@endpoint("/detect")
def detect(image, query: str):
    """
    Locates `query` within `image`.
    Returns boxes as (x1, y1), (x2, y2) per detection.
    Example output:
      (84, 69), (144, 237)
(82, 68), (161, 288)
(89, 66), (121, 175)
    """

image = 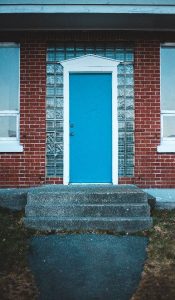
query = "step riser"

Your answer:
(24, 218), (152, 233)
(27, 193), (147, 205)
(26, 205), (150, 218)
